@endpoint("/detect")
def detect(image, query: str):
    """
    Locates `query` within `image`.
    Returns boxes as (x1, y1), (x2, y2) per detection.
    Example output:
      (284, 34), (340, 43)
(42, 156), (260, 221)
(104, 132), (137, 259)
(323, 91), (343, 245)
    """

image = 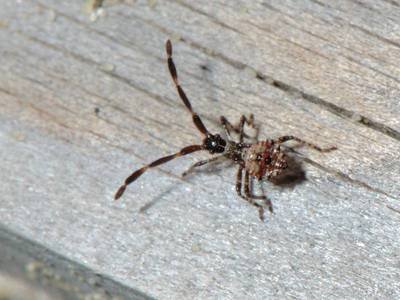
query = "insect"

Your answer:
(114, 40), (337, 221)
